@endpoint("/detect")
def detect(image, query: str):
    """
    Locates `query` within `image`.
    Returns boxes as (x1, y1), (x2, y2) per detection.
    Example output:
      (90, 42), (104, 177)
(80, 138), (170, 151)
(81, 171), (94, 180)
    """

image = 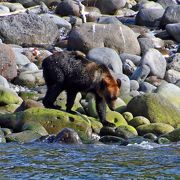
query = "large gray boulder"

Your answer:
(68, 22), (140, 55)
(135, 8), (165, 27)
(161, 6), (180, 28)
(87, 47), (122, 74)
(0, 13), (59, 46)
(166, 23), (180, 43)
